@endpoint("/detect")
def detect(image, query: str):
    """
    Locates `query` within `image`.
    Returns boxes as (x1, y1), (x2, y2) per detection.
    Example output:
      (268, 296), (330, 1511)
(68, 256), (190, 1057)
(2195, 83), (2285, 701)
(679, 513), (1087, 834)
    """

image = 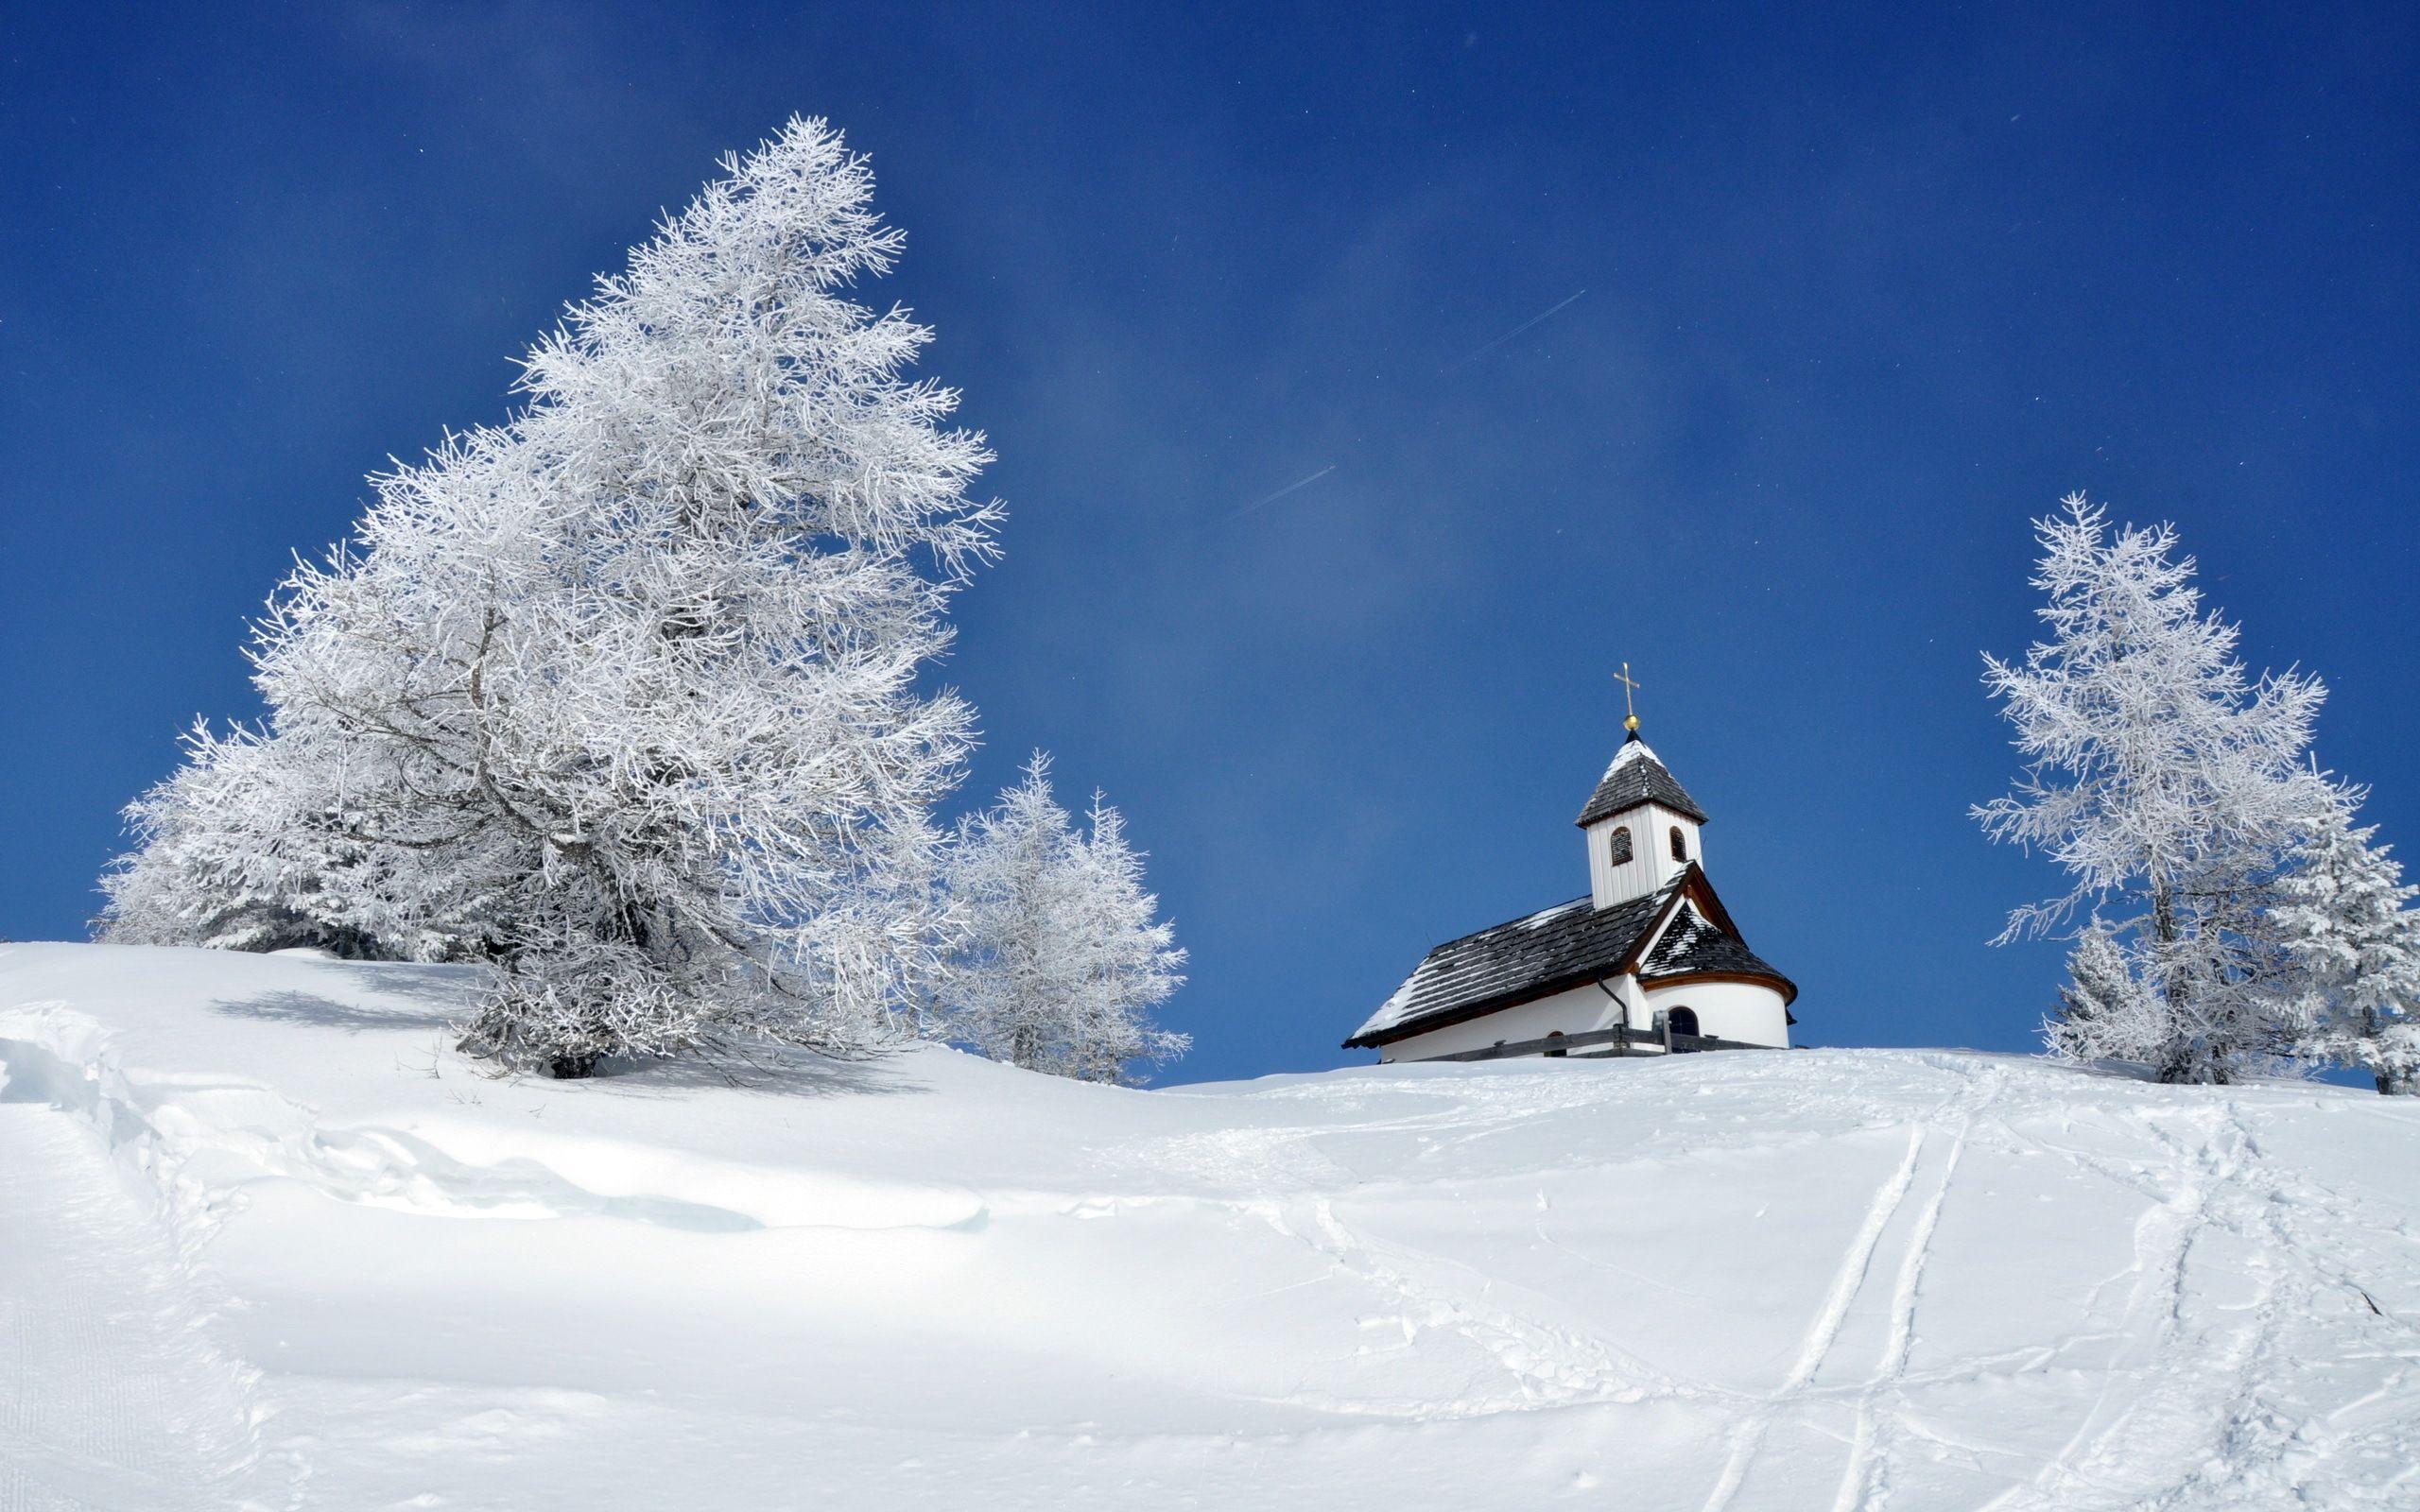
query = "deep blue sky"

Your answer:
(5, 4), (2415, 1082)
